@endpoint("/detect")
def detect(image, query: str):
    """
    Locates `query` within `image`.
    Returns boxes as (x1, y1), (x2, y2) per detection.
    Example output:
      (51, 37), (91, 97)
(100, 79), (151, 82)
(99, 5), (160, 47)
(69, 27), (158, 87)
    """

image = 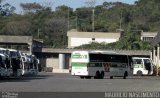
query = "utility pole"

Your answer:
(76, 11), (78, 31)
(68, 7), (70, 30)
(120, 11), (122, 30)
(38, 28), (40, 39)
(85, 0), (96, 32)
(157, 44), (160, 76)
(92, 8), (95, 32)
